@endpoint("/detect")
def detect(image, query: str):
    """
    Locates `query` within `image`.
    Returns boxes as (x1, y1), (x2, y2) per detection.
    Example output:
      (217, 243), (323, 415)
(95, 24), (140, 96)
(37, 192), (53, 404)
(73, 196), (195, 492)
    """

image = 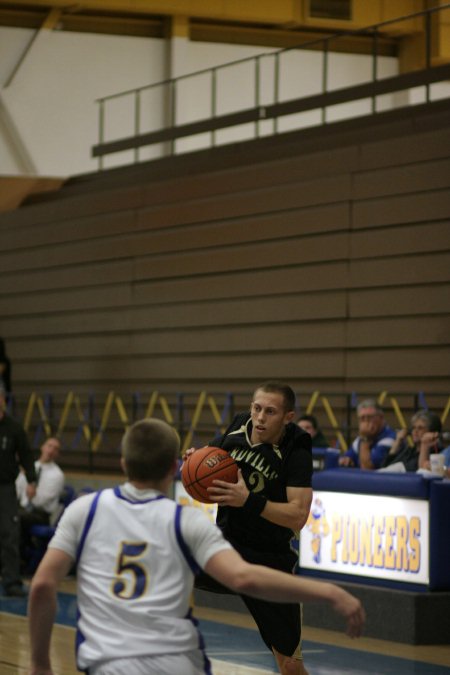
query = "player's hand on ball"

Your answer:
(207, 469), (249, 507)
(182, 446), (197, 461)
